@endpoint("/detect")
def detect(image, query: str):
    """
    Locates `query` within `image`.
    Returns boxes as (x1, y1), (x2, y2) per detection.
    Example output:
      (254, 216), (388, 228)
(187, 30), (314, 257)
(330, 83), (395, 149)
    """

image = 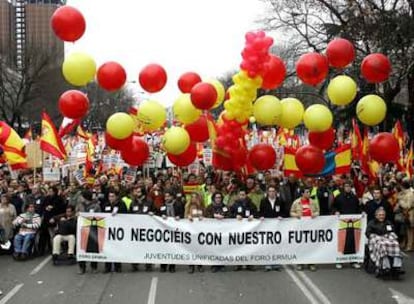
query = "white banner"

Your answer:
(76, 214), (366, 265)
